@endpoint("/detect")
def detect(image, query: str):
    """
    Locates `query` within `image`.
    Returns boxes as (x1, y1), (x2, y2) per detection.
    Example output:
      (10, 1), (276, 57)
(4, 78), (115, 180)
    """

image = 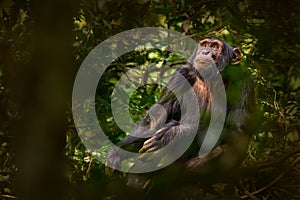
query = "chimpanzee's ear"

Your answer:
(231, 47), (243, 65)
